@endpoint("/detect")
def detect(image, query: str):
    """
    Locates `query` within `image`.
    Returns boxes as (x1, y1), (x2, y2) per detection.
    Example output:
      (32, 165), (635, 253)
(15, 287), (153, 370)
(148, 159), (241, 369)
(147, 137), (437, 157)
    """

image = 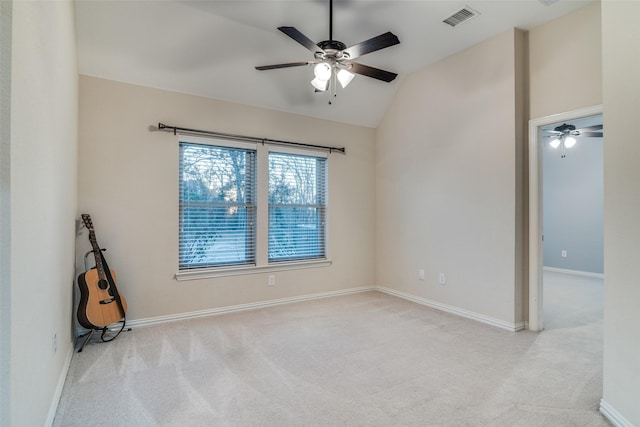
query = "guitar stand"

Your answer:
(77, 328), (97, 353)
(76, 321), (131, 353)
(76, 248), (131, 353)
